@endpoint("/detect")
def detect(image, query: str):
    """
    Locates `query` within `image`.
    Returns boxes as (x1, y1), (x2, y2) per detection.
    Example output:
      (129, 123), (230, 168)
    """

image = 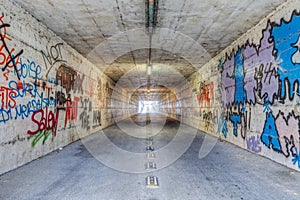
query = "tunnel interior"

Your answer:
(1, 0), (300, 199)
